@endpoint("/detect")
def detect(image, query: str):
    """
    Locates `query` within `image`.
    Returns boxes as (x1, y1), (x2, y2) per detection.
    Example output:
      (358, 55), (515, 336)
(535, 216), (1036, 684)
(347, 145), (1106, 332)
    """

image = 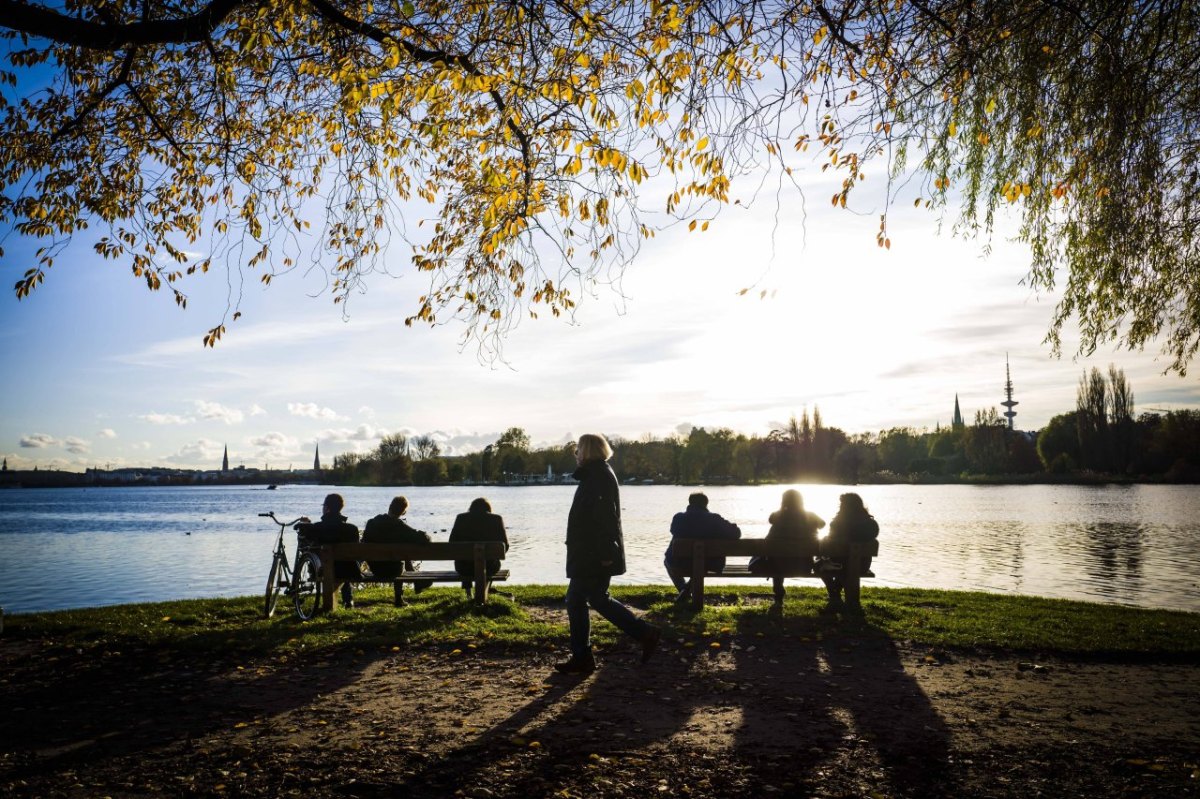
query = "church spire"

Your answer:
(1001, 354), (1019, 430)
(952, 394), (964, 429)
(313, 443), (321, 472)
(222, 445), (229, 472)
